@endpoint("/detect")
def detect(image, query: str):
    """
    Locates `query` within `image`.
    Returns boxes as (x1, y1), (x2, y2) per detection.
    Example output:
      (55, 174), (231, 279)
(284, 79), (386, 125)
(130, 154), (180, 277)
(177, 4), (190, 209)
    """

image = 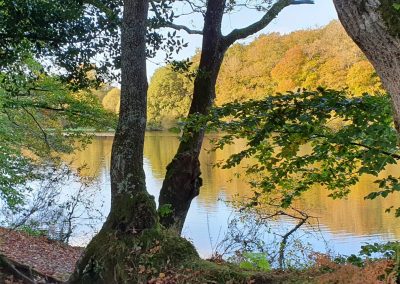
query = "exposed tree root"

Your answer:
(0, 254), (61, 284)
